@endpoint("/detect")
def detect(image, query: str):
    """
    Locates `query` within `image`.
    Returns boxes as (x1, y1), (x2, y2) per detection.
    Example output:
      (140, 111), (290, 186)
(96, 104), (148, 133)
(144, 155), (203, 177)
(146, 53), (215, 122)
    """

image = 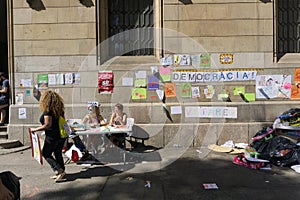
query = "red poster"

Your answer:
(98, 71), (114, 94)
